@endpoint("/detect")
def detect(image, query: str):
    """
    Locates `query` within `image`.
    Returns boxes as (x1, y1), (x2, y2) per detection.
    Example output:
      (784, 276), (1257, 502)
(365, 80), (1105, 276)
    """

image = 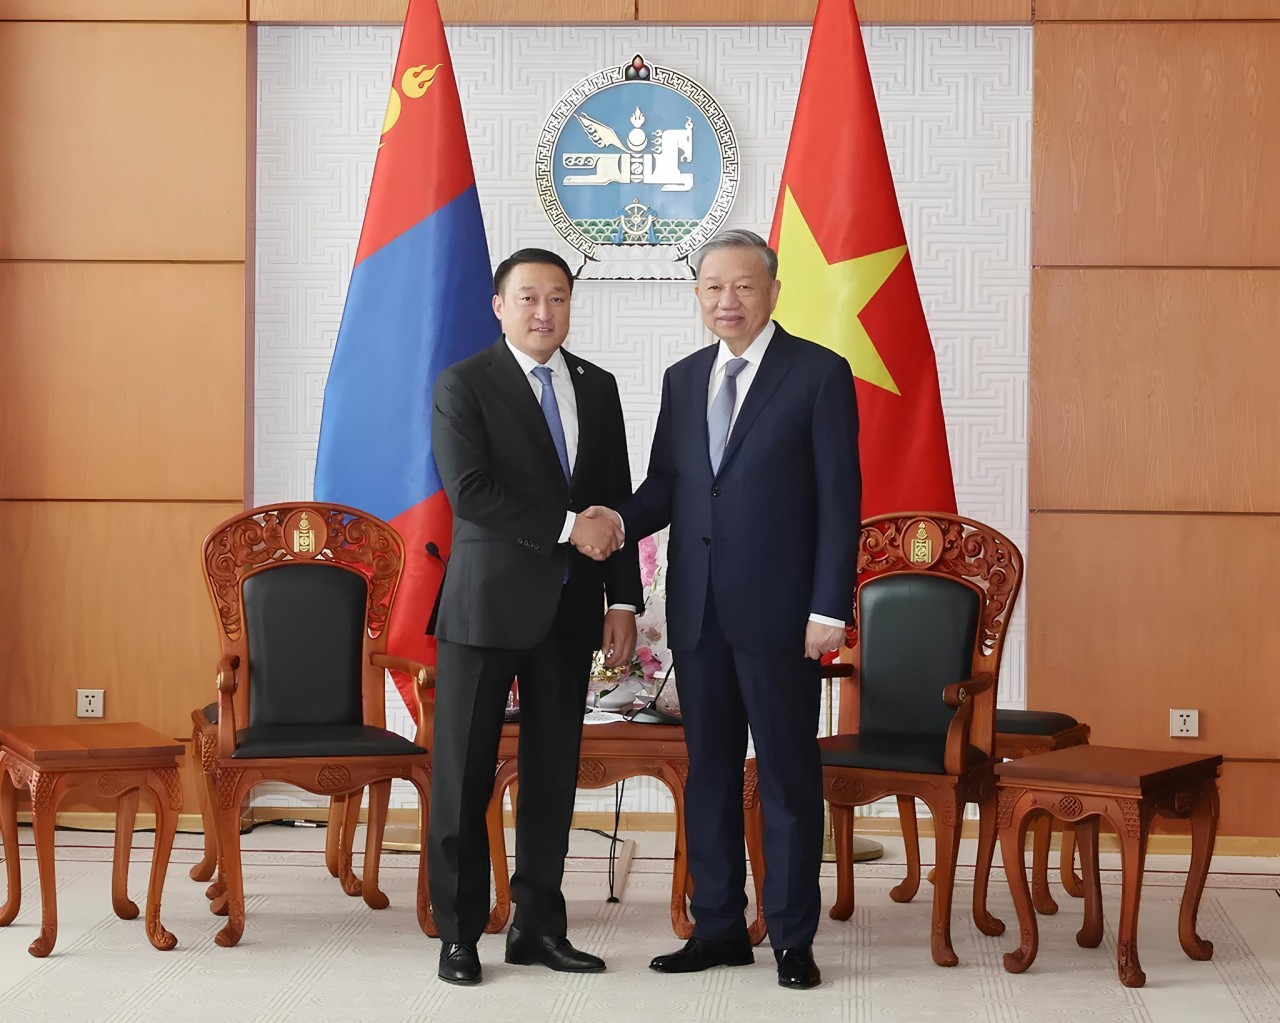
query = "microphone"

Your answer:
(424, 541), (446, 566)
(628, 672), (682, 725)
(424, 541), (447, 636)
